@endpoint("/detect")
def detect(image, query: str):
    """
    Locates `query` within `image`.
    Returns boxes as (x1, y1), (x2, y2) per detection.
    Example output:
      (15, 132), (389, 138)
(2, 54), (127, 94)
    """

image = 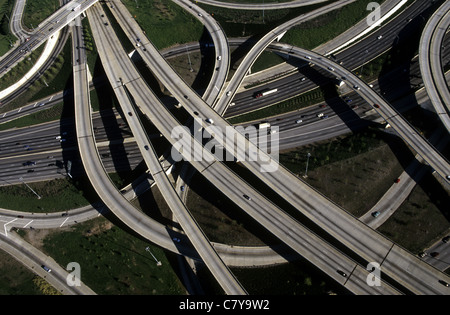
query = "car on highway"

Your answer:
(23, 161), (36, 166)
(418, 252), (427, 258)
(377, 35), (383, 40)
(198, 13), (203, 17)
(319, 104), (326, 108)
(144, 145), (149, 150)
(41, 265), (51, 273)
(243, 194), (251, 201)
(394, 178), (401, 183)
(205, 118), (214, 124)
(327, 66), (335, 71)
(27, 169), (35, 173)
(295, 120), (302, 124)
(180, 185), (185, 192)
(430, 252), (439, 258)
(305, 55), (311, 60)
(353, 85), (360, 90)
(128, 112), (132, 116)
(217, 56), (222, 61)
(438, 280), (449, 287)
(337, 270), (347, 277)
(173, 237), (181, 243)
(374, 104), (380, 108)
(371, 211), (381, 218)
(442, 236), (450, 243)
